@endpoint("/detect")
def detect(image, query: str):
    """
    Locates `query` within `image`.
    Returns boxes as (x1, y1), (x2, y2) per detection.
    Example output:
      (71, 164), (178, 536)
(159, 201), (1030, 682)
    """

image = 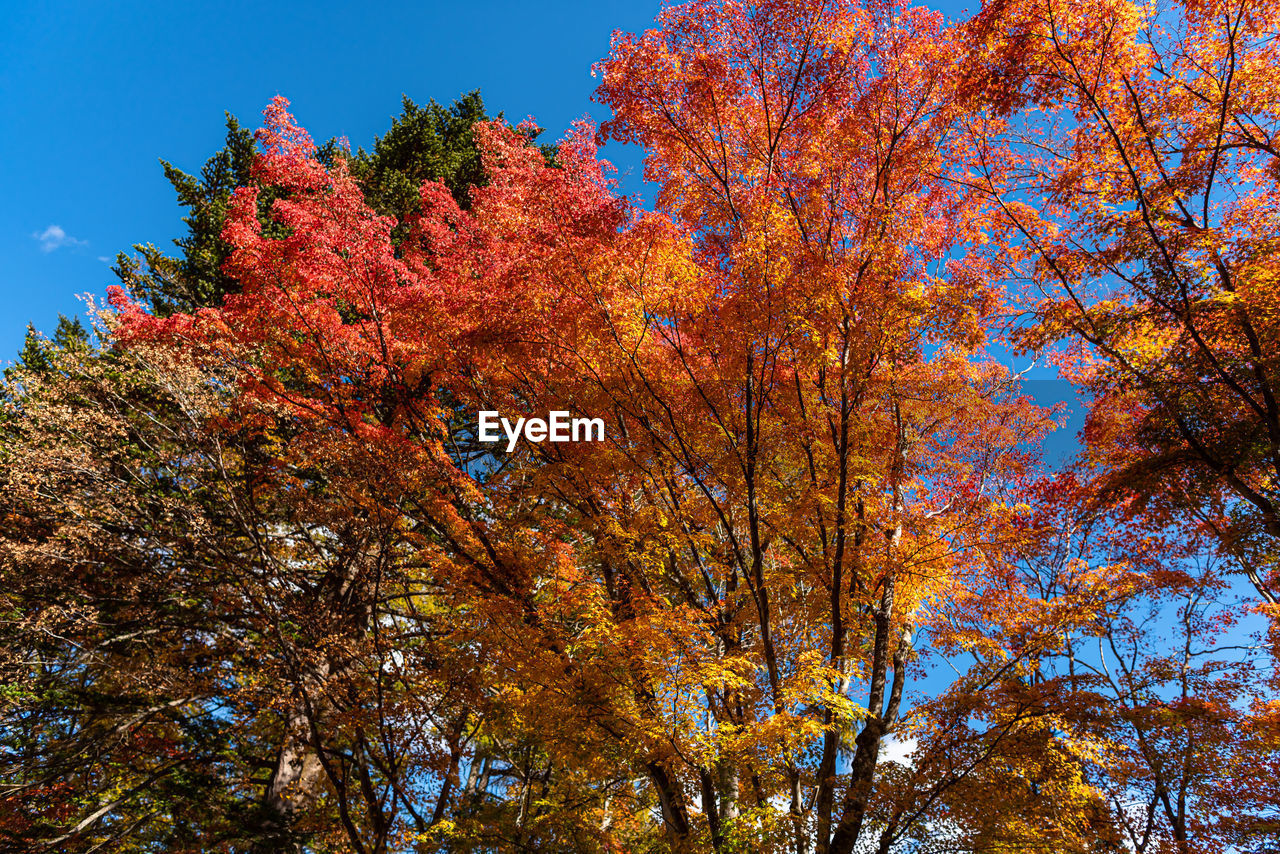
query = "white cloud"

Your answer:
(33, 224), (87, 253)
(879, 734), (918, 766)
